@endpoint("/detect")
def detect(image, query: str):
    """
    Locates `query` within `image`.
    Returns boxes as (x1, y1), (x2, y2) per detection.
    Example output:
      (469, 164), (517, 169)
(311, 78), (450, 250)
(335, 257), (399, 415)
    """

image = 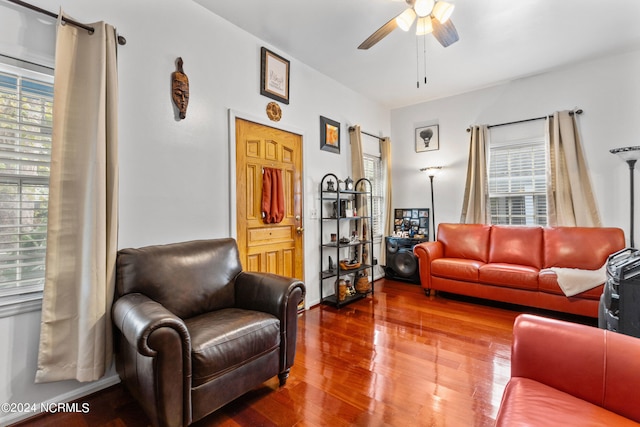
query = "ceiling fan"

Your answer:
(358, 0), (459, 50)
